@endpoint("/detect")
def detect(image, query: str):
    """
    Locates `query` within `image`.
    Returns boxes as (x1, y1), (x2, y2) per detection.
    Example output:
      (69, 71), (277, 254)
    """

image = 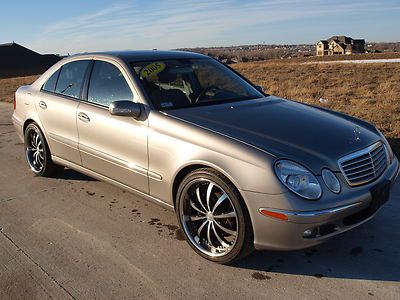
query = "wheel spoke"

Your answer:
(212, 222), (230, 248)
(190, 215), (206, 221)
(35, 133), (40, 148)
(190, 200), (206, 215)
(195, 187), (208, 213)
(35, 153), (43, 167)
(214, 220), (236, 236)
(31, 134), (37, 148)
(207, 222), (216, 249)
(212, 193), (227, 213)
(197, 220), (208, 237)
(214, 212), (236, 219)
(33, 152), (40, 163)
(206, 183), (214, 211)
